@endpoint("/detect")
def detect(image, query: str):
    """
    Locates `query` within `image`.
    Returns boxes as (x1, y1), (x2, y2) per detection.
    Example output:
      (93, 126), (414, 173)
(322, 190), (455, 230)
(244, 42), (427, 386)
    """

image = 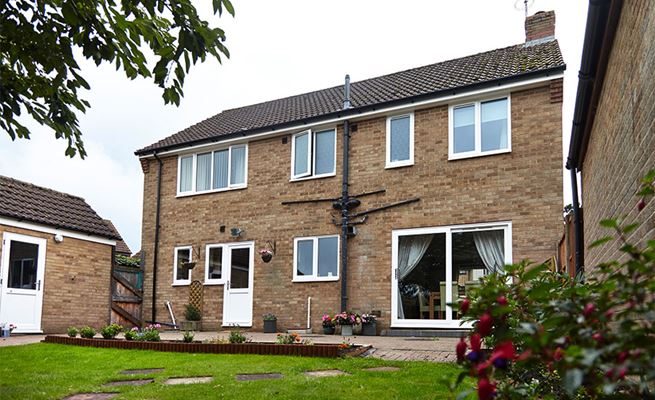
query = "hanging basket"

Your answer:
(261, 253), (273, 263)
